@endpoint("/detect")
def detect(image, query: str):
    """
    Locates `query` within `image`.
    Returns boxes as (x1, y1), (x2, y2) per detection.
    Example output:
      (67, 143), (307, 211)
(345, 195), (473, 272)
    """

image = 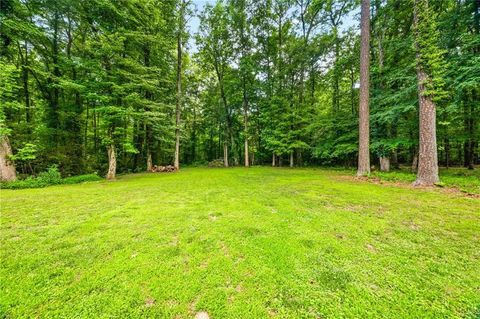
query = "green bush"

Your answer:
(1, 167), (101, 190)
(36, 165), (62, 185)
(63, 174), (102, 184)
